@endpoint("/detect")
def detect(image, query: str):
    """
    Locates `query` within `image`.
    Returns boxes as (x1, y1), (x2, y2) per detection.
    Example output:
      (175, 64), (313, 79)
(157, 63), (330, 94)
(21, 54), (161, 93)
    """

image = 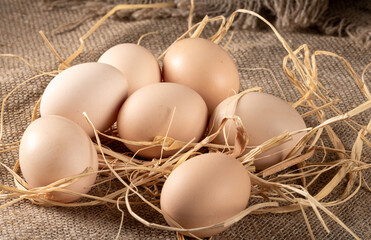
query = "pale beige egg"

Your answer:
(98, 43), (161, 96)
(209, 92), (307, 170)
(19, 115), (98, 203)
(117, 82), (208, 159)
(40, 62), (128, 138)
(162, 38), (240, 114)
(160, 152), (251, 238)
